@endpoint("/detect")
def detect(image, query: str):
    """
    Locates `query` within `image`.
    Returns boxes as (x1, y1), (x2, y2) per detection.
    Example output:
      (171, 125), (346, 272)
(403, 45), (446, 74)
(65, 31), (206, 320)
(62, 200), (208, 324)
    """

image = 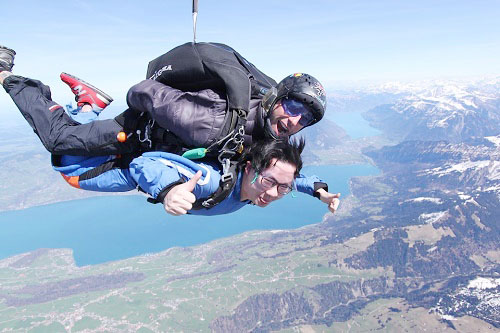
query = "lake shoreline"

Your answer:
(0, 164), (380, 267)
